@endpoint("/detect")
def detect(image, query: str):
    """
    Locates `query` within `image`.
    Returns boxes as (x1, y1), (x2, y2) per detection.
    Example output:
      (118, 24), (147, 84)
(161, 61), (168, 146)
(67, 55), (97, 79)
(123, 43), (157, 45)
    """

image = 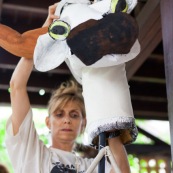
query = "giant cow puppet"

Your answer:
(0, 0), (140, 146)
